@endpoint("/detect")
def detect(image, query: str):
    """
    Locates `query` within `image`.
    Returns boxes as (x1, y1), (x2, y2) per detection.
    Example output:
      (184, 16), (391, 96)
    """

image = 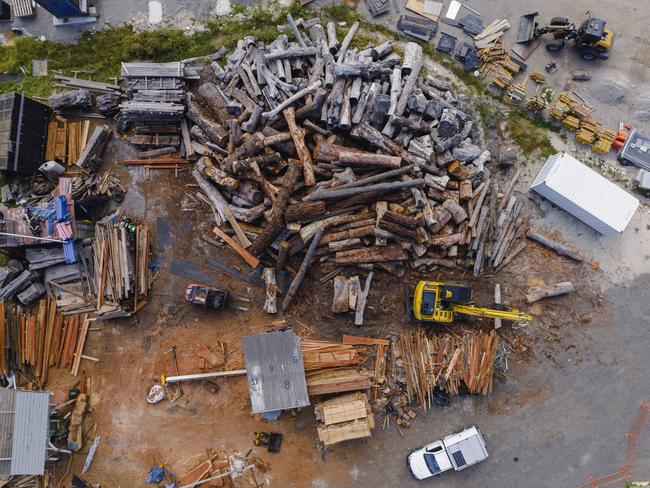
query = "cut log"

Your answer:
(332, 62), (392, 79)
(285, 200), (327, 223)
(371, 41), (394, 60)
(378, 218), (419, 241)
(334, 245), (408, 265)
(332, 276), (350, 313)
(382, 210), (420, 229)
(327, 22), (340, 54)
(442, 200), (468, 224)
(526, 282), (574, 304)
(282, 229), (324, 311)
(329, 238), (362, 252)
(354, 272), (373, 326)
(336, 22), (360, 63)
(315, 140), (401, 169)
(262, 268), (278, 314)
(348, 276), (360, 309)
(187, 101), (229, 147)
(308, 178), (423, 200)
(264, 47), (318, 61)
(284, 106), (316, 186)
(429, 232), (464, 248)
(526, 232), (583, 262)
(269, 159), (304, 227)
